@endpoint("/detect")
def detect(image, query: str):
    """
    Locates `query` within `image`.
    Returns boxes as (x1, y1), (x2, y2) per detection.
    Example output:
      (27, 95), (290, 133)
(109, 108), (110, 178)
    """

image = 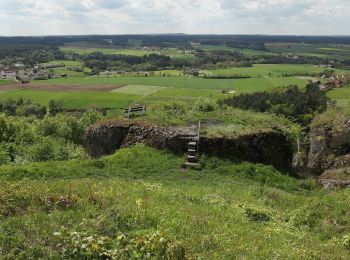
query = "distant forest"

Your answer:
(1, 34), (350, 48)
